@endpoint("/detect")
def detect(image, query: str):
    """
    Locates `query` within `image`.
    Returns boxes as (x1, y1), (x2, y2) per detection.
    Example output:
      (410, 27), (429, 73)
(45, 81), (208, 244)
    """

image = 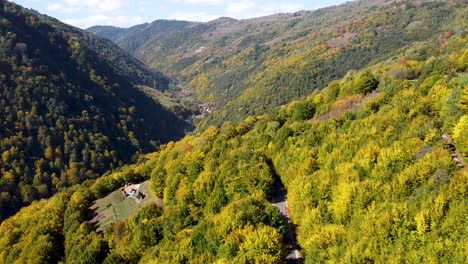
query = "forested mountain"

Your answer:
(84, 26), (126, 42)
(89, 0), (467, 128)
(0, 0), (191, 220)
(1, 30), (466, 263)
(0, 0), (467, 263)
